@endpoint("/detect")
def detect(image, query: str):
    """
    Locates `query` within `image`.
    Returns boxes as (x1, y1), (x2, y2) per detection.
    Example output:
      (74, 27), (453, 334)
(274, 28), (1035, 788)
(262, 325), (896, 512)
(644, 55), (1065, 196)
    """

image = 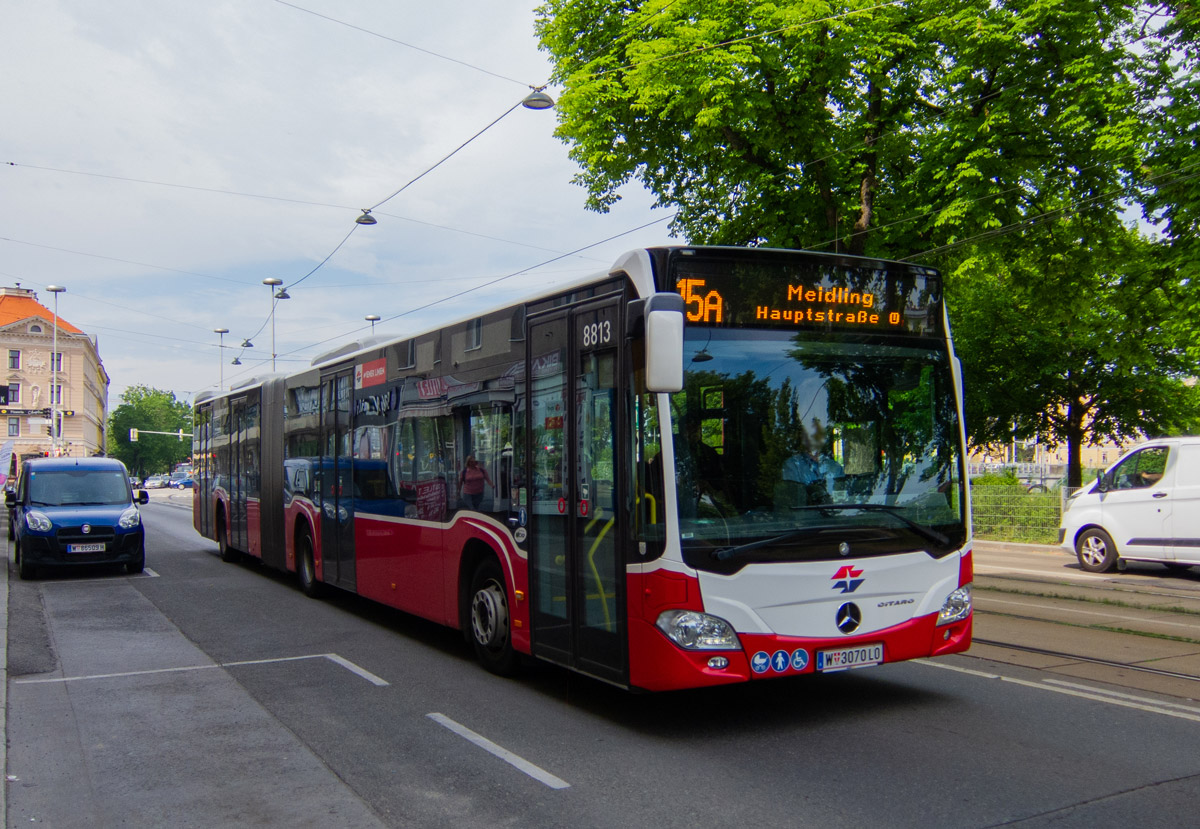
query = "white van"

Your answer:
(1060, 436), (1200, 572)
